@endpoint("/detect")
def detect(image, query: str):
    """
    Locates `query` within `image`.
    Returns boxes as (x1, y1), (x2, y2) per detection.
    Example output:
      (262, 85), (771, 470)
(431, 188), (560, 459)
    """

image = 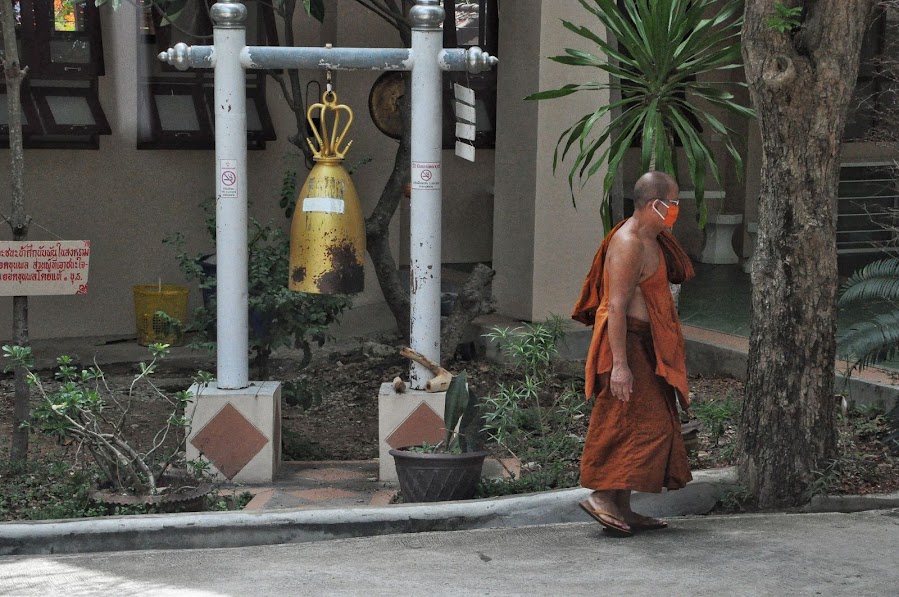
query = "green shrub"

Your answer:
(691, 392), (741, 446)
(166, 199), (352, 379)
(480, 316), (588, 492)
